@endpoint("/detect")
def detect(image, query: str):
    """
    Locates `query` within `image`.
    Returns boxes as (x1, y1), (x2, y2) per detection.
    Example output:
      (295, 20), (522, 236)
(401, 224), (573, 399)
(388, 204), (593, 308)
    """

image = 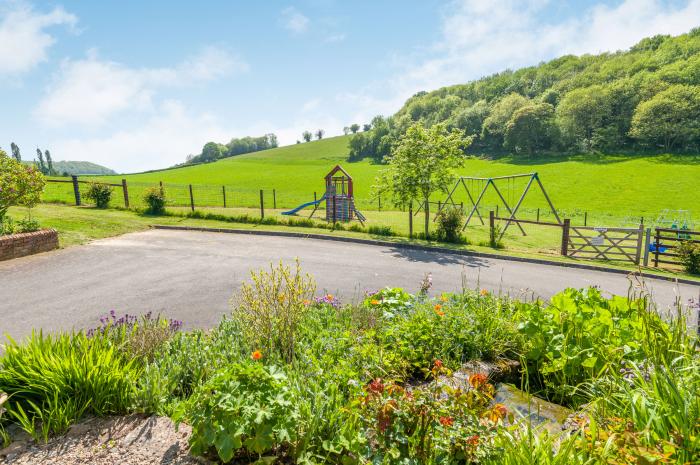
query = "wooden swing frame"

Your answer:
(439, 173), (562, 240)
